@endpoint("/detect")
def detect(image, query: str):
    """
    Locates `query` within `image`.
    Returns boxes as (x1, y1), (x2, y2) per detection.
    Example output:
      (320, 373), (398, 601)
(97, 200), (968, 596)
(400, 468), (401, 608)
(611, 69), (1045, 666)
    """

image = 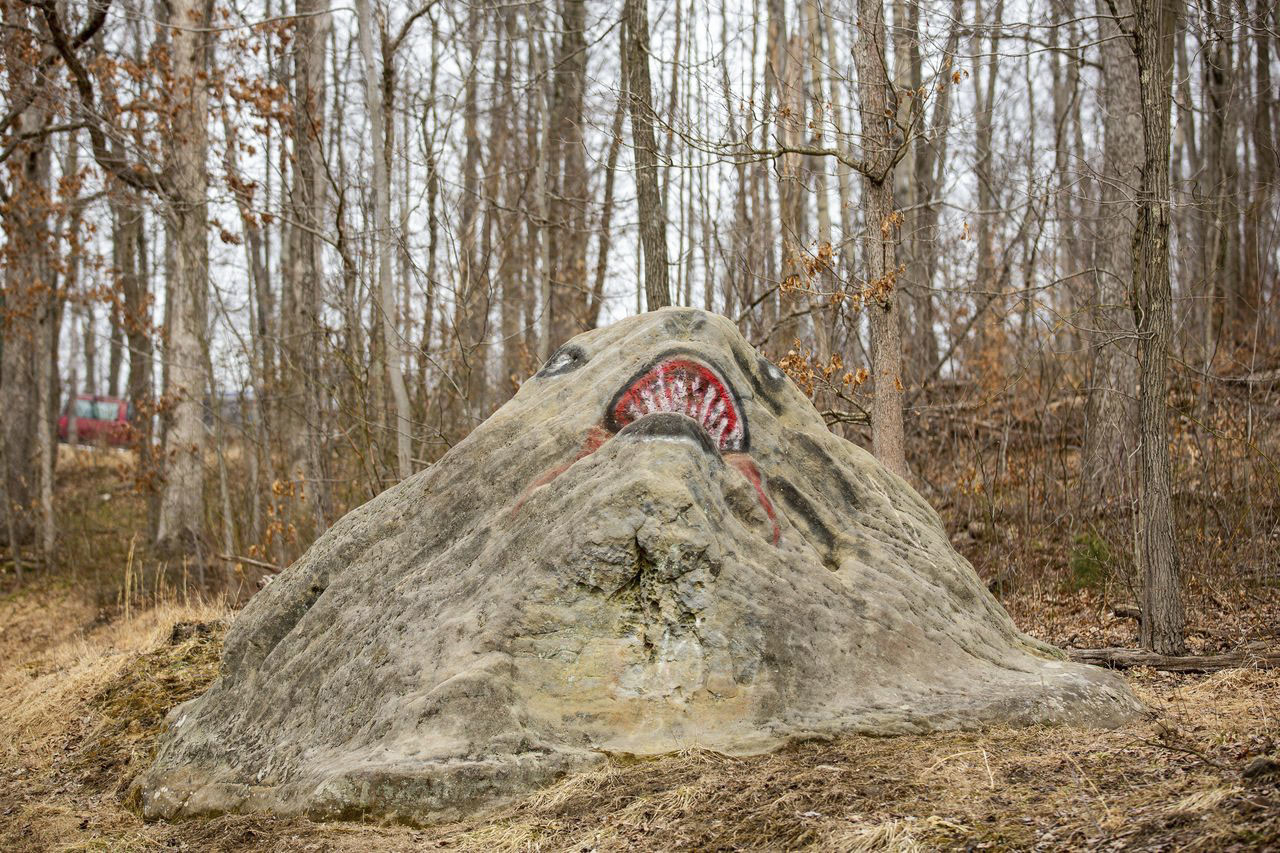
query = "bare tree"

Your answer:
(284, 0), (333, 526)
(548, 0), (590, 344)
(153, 0), (214, 552)
(622, 0), (670, 311)
(1124, 0), (1185, 654)
(356, 0), (411, 480)
(853, 0), (908, 479)
(1082, 0), (1140, 502)
(1, 0), (57, 549)
(969, 0), (1005, 371)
